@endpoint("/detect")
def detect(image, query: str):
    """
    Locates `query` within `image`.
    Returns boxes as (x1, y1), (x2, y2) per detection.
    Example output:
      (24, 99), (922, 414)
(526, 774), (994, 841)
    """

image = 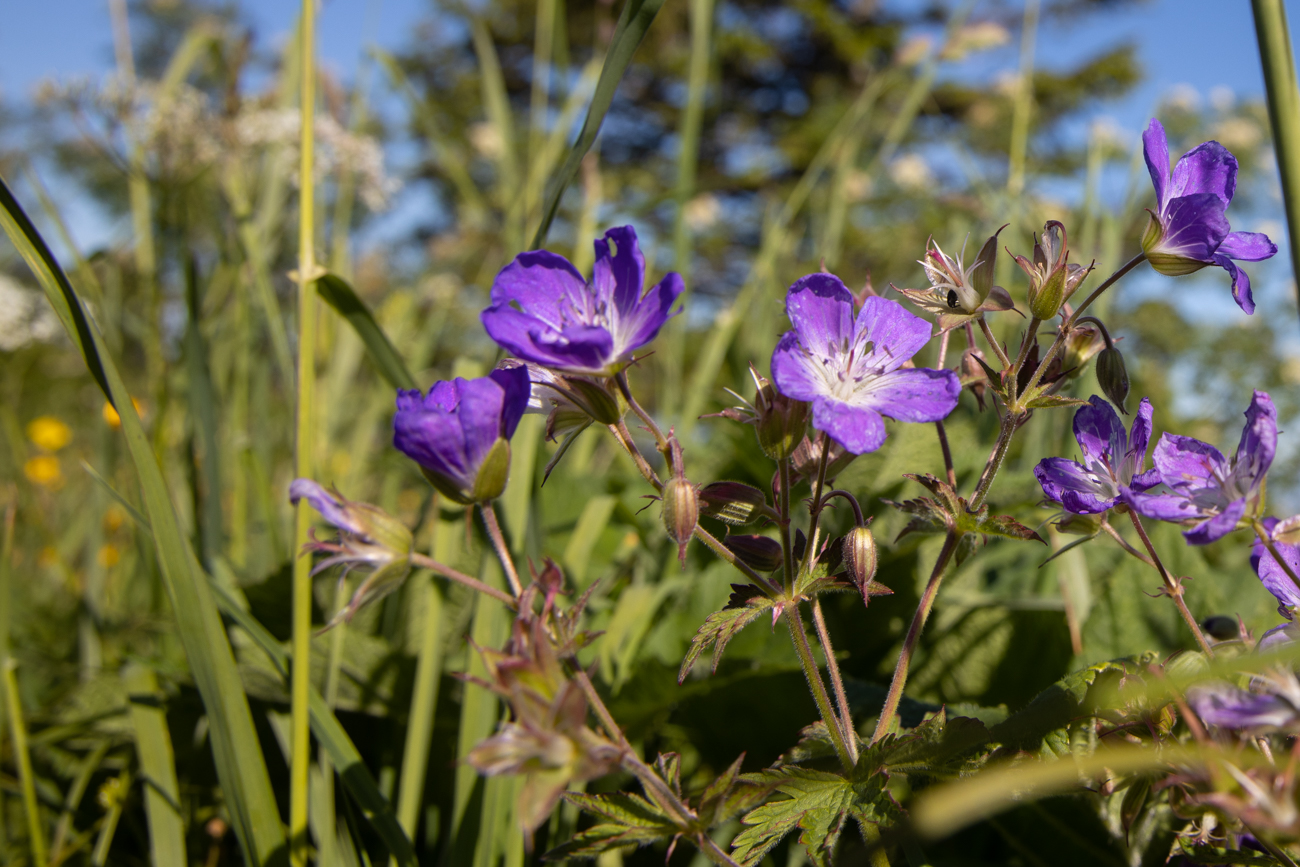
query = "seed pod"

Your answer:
(699, 481), (769, 525)
(1096, 346), (1130, 415)
(662, 476), (700, 567)
(722, 534), (783, 572)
